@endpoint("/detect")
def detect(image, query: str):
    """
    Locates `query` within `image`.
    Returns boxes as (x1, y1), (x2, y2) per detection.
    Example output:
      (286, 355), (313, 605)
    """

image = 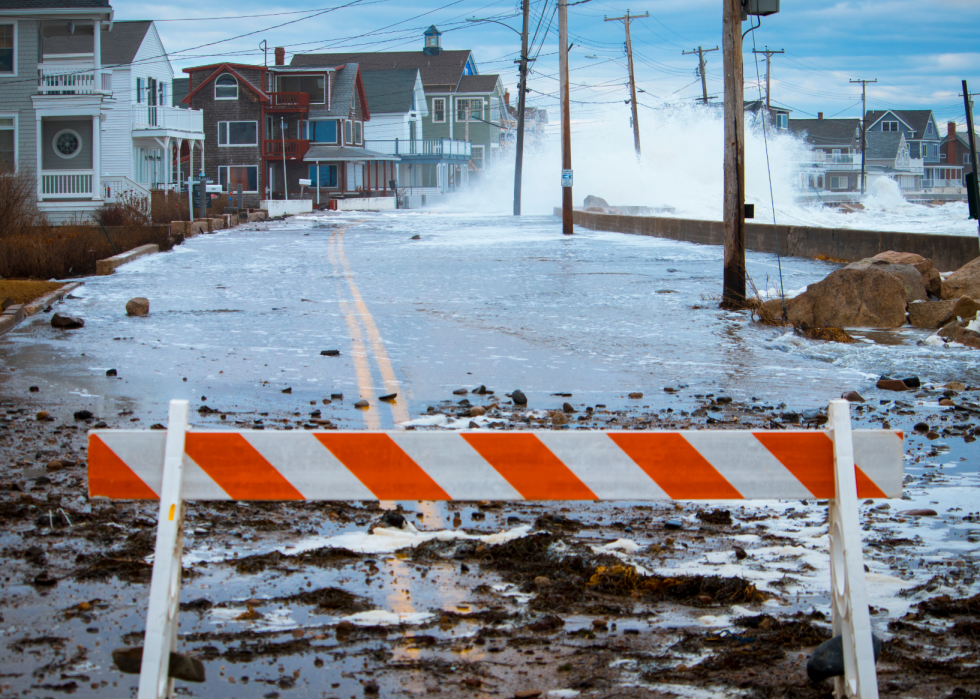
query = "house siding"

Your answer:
(0, 19), (40, 173)
(102, 66), (131, 177)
